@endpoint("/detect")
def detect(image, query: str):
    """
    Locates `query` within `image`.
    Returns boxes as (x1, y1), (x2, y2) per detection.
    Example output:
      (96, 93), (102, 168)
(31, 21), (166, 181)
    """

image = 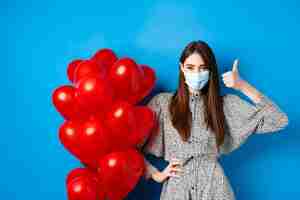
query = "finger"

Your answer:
(222, 76), (232, 83)
(168, 171), (181, 178)
(171, 167), (183, 172)
(232, 59), (239, 72)
(170, 158), (182, 164)
(222, 71), (232, 77)
(222, 78), (232, 84)
(170, 161), (183, 166)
